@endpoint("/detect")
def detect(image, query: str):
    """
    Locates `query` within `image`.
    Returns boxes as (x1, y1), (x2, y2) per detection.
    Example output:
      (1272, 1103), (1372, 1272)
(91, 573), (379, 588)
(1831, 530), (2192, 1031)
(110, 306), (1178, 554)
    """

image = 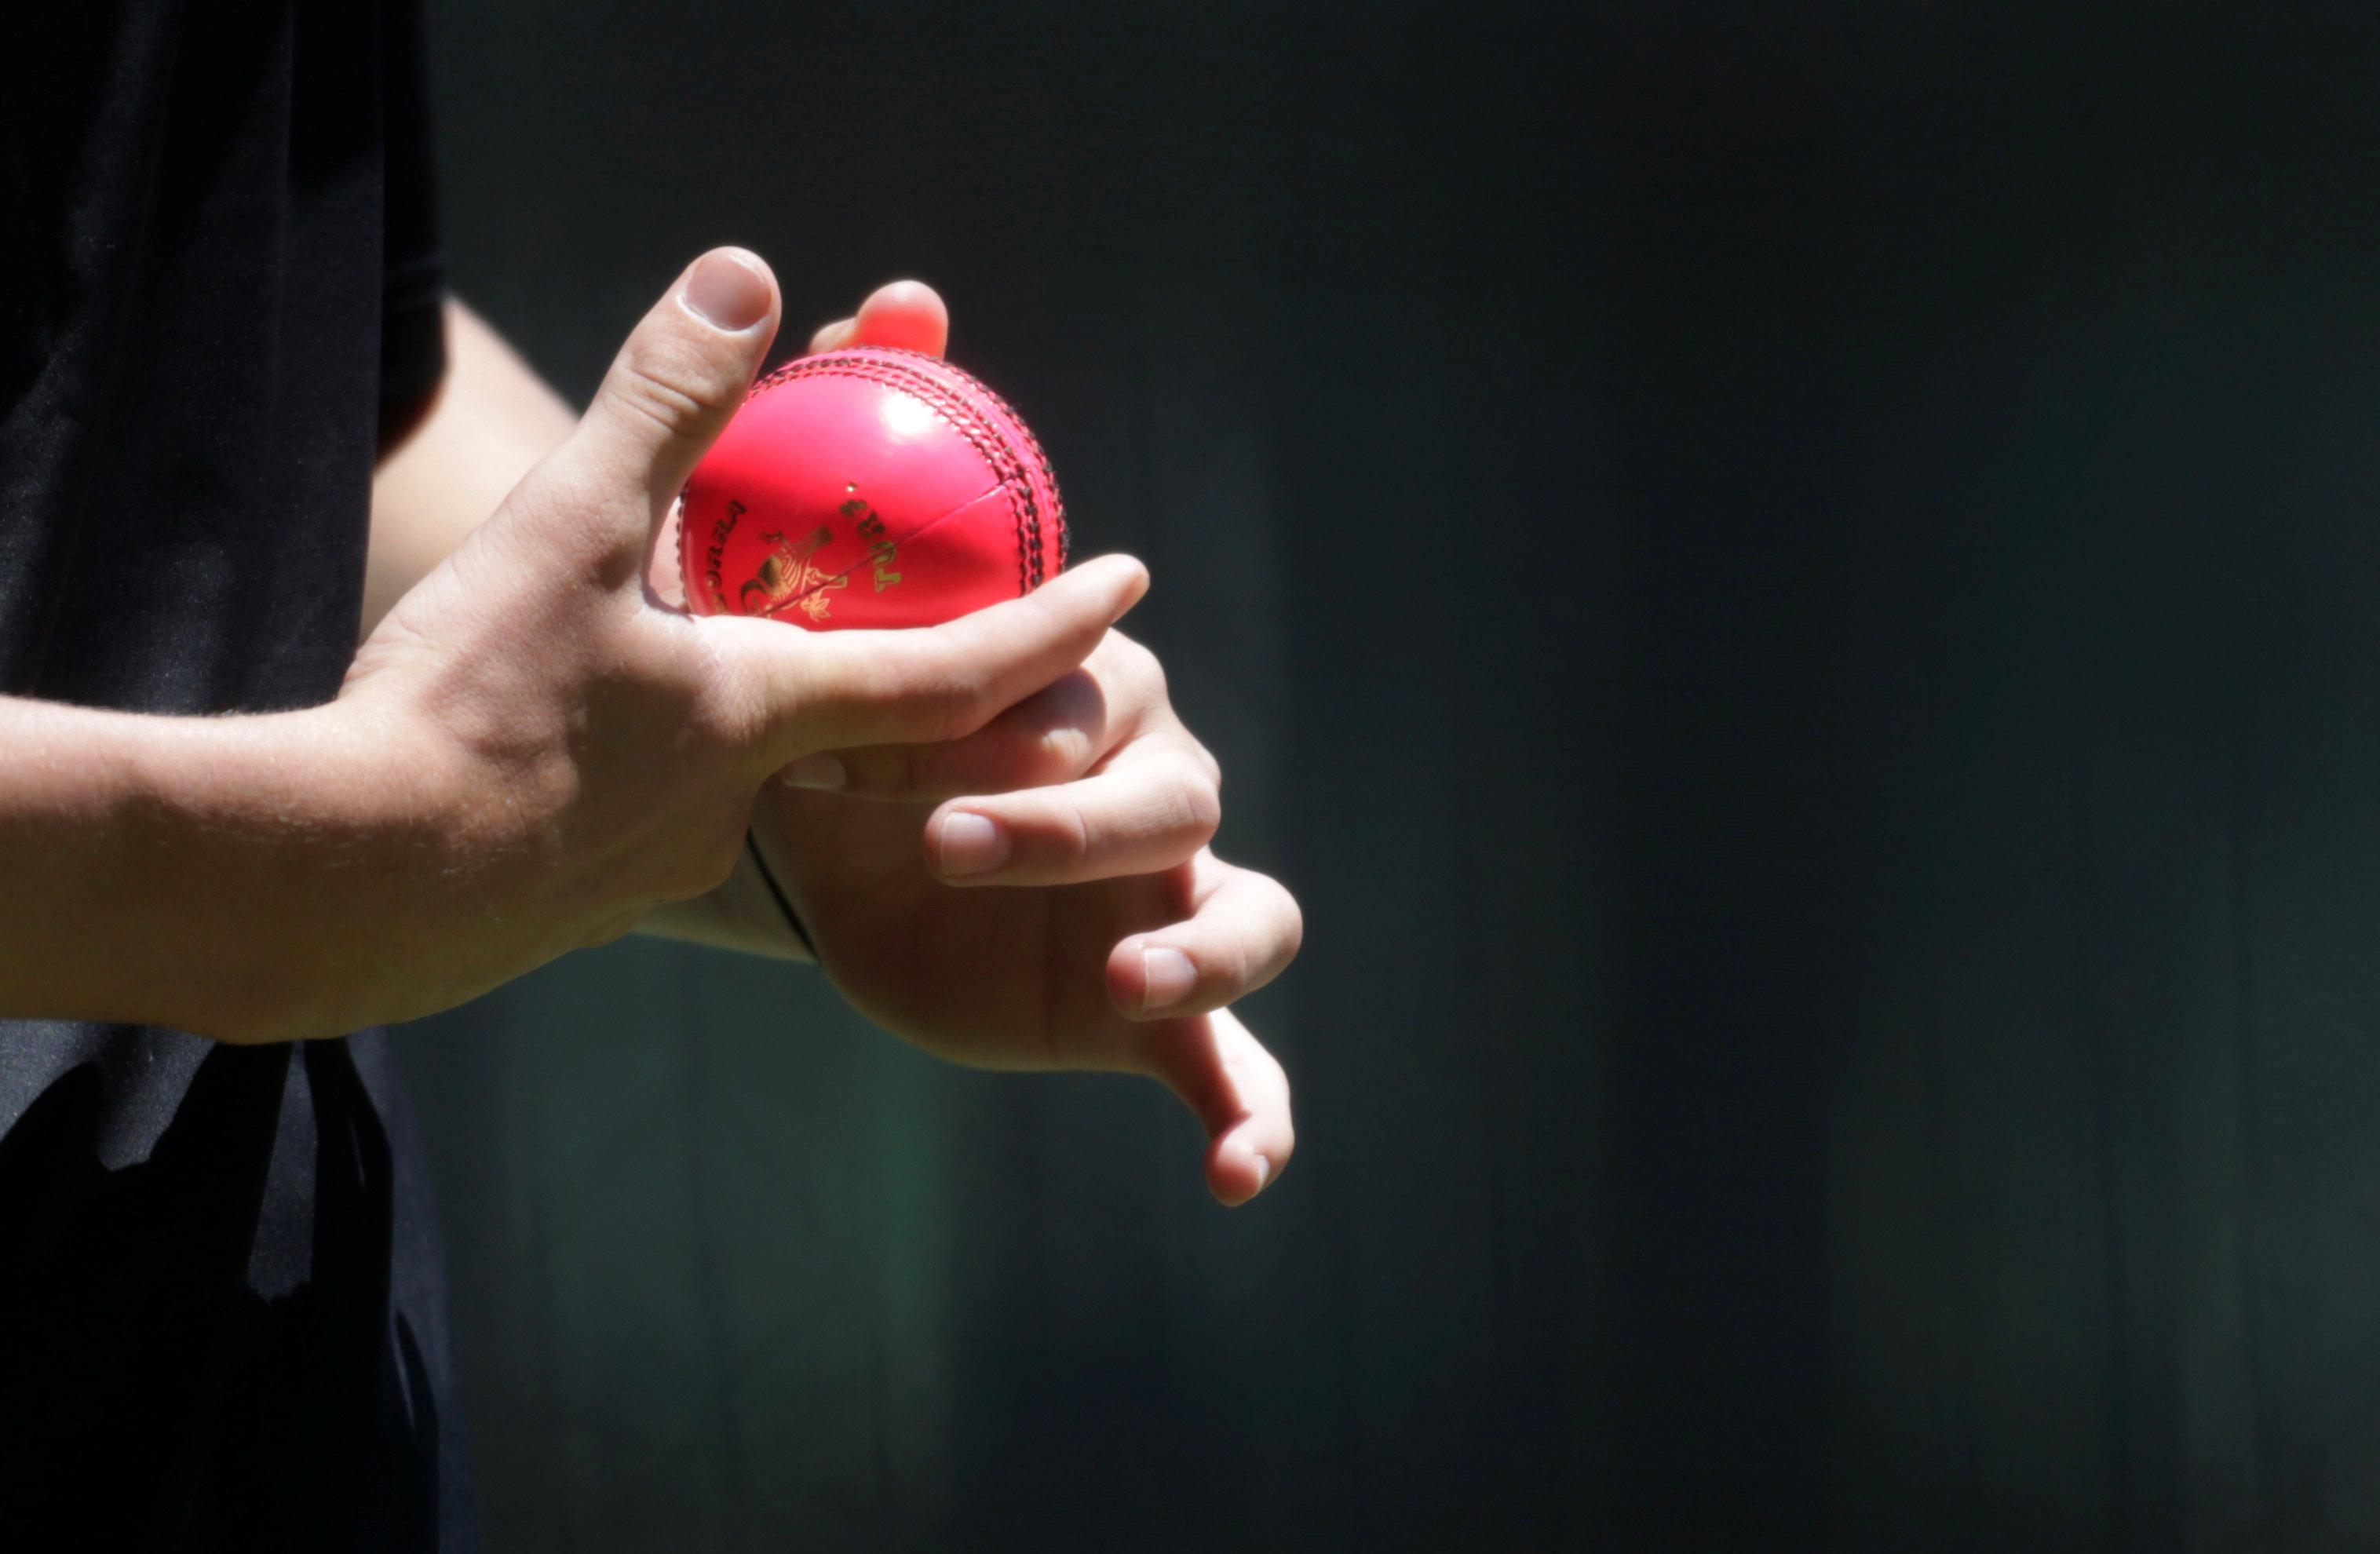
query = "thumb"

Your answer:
(560, 248), (781, 553)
